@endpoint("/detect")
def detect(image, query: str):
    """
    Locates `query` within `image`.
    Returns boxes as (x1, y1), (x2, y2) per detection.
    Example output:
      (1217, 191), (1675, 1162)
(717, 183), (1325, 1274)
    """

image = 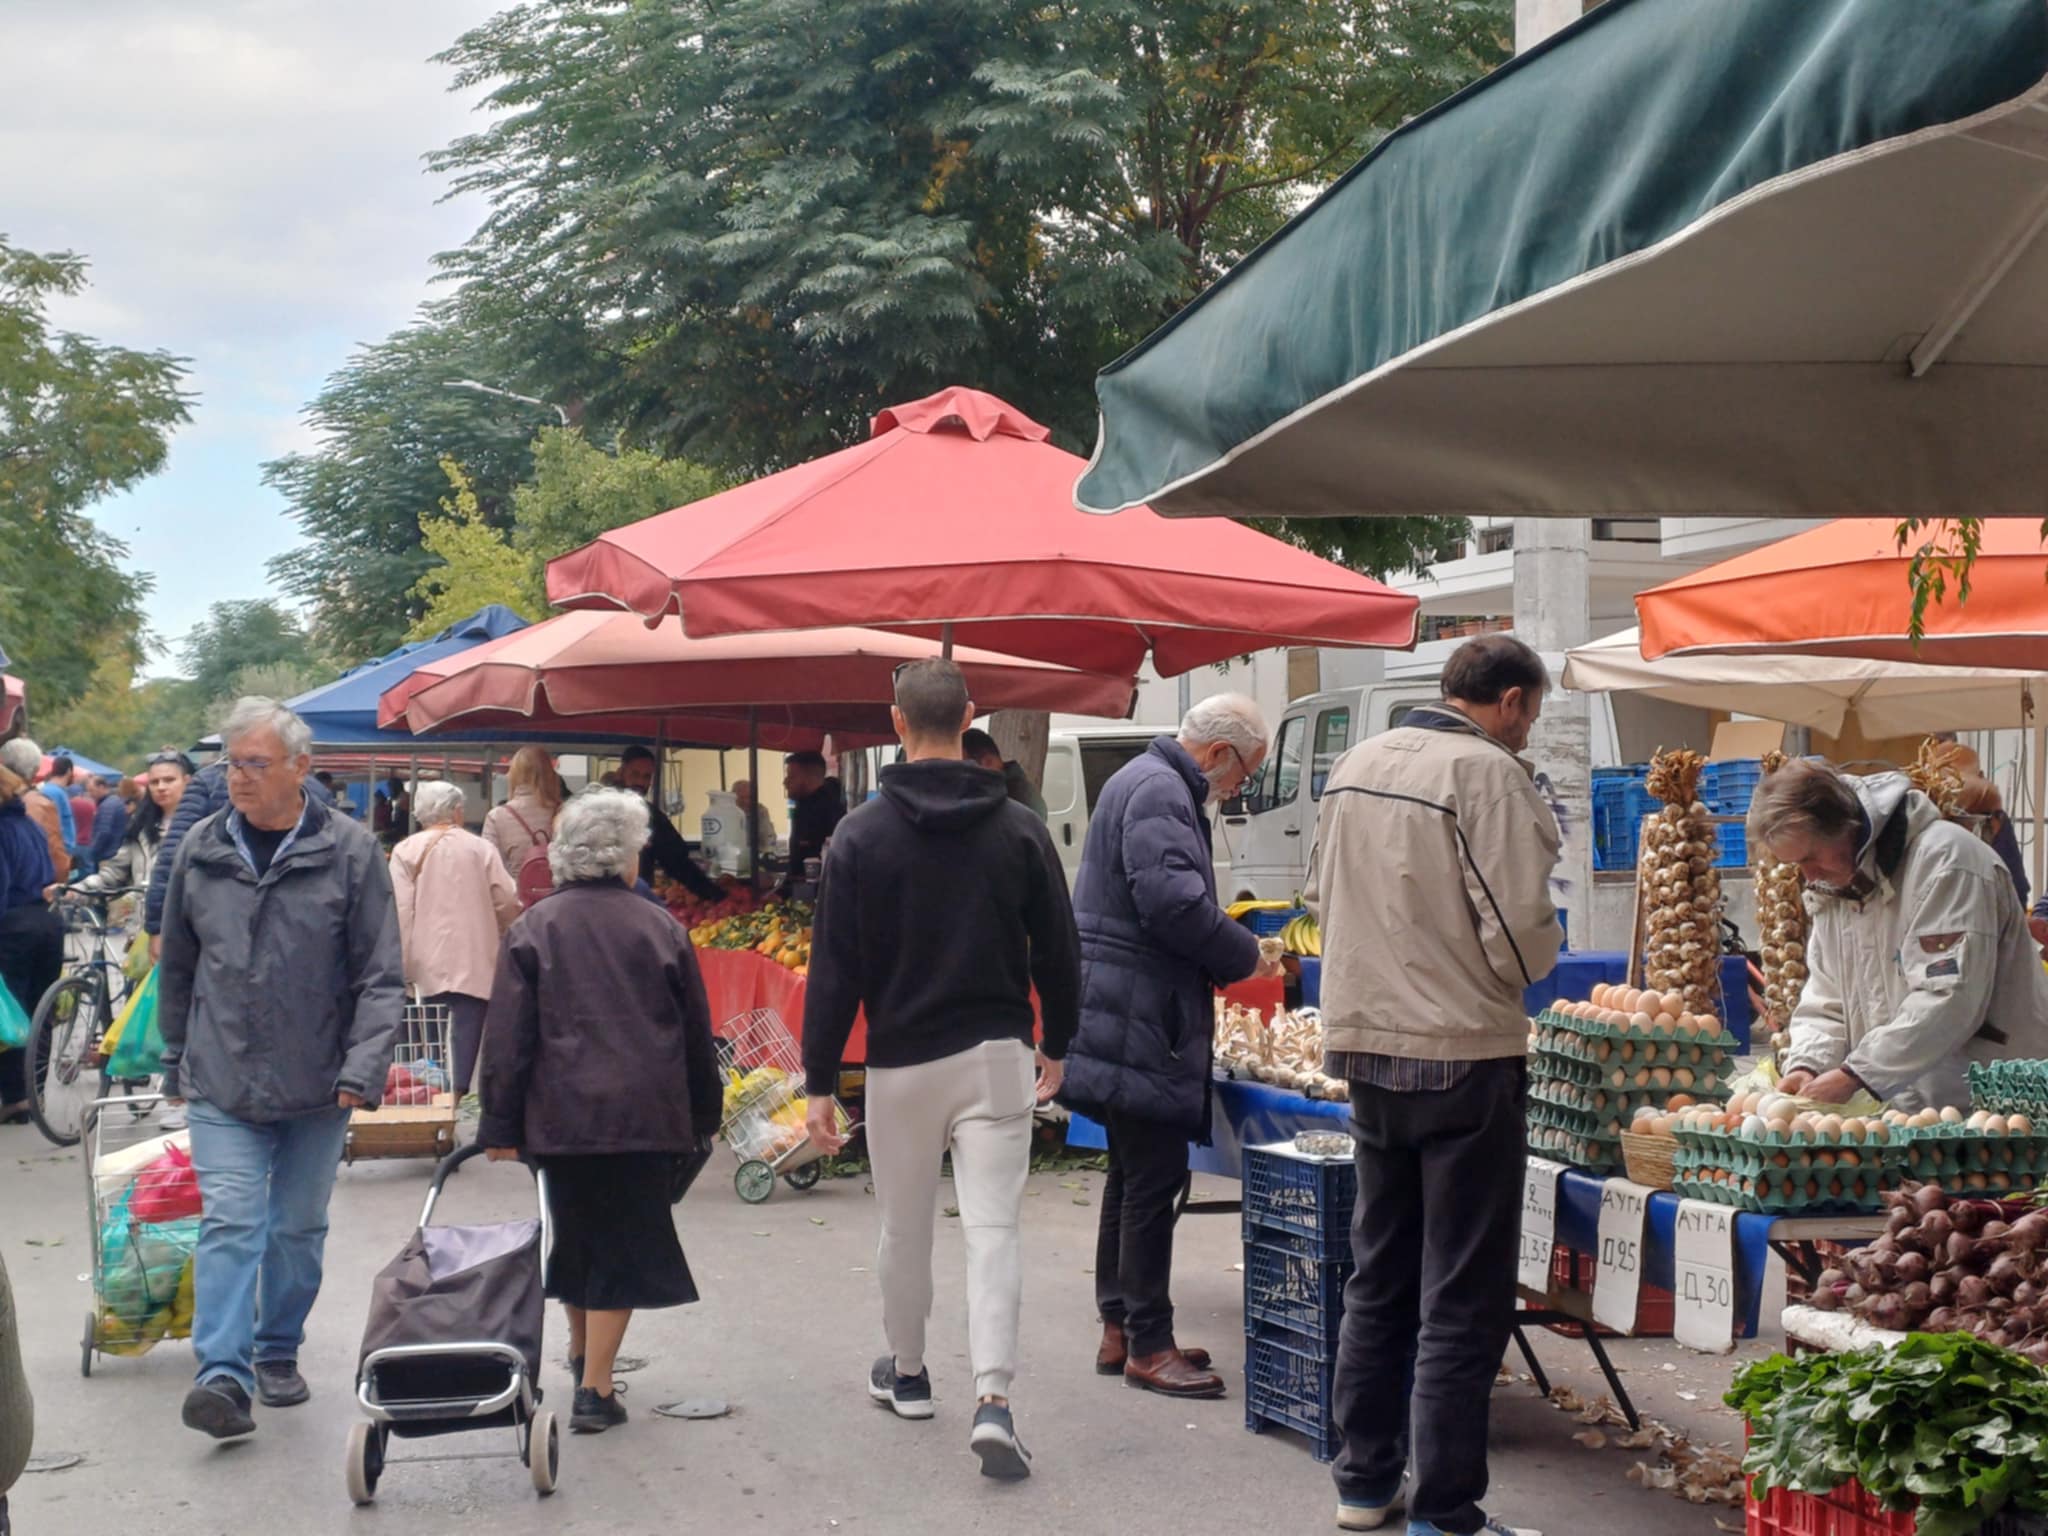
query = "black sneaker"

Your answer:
(181, 1376), (256, 1439)
(254, 1359), (309, 1407)
(570, 1384), (629, 1433)
(868, 1356), (935, 1420)
(969, 1401), (1032, 1480)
